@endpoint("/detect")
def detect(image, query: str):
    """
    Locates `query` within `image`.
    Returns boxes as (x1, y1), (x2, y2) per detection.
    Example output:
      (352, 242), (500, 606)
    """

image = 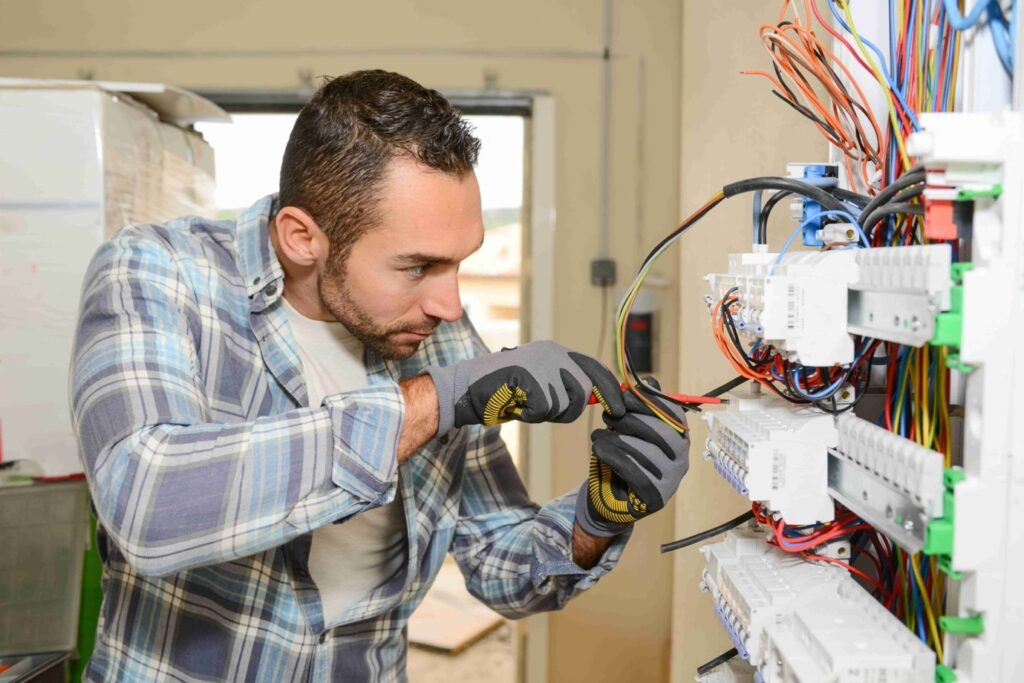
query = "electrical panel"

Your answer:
(639, 2), (1024, 681)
